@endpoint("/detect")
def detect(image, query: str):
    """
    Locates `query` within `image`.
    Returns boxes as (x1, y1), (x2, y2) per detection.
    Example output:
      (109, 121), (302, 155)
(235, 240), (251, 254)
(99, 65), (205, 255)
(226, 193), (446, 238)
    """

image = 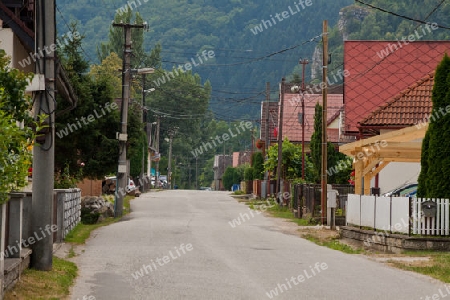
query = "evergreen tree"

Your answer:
(222, 167), (236, 191)
(310, 103), (323, 182)
(252, 152), (264, 180)
(310, 103), (351, 184)
(55, 23), (120, 181)
(418, 54), (450, 198)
